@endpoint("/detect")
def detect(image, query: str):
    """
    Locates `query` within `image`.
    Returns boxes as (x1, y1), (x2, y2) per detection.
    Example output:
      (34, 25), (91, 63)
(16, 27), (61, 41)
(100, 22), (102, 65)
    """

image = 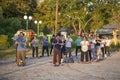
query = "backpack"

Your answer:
(68, 57), (74, 63)
(63, 56), (74, 63)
